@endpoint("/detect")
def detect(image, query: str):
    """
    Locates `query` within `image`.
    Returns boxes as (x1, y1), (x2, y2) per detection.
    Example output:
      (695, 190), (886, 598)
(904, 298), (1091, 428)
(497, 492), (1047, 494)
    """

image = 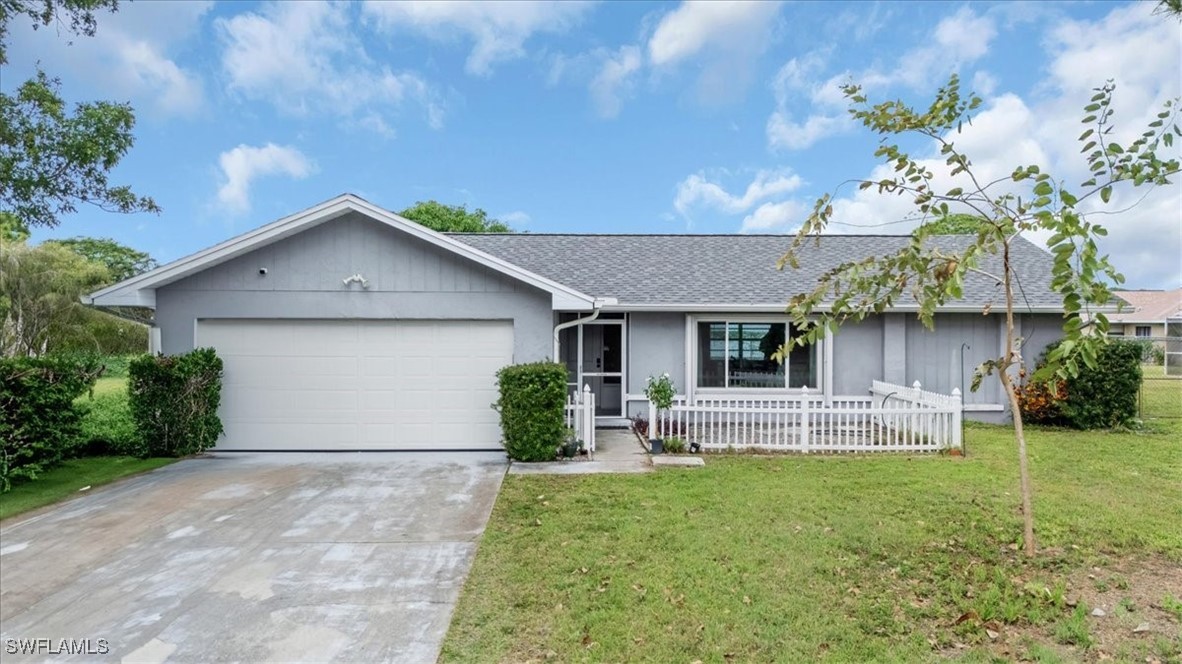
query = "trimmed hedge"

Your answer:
(129, 349), (224, 457)
(494, 361), (568, 462)
(1020, 339), (1143, 429)
(1, 355), (100, 489)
